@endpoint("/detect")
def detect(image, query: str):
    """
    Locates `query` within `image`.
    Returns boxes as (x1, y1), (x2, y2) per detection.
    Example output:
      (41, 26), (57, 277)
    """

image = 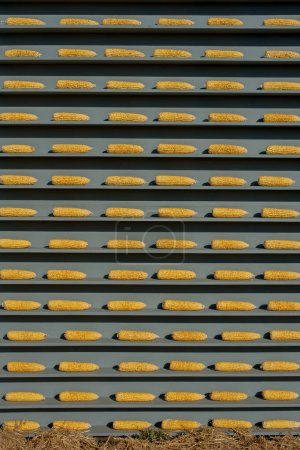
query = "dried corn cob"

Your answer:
(51, 144), (92, 153)
(115, 392), (155, 402)
(263, 270), (300, 280)
(0, 113), (37, 121)
(208, 144), (247, 154)
(215, 362), (252, 371)
(5, 49), (42, 57)
(205, 50), (244, 58)
(5, 392), (45, 402)
(264, 240), (300, 250)
(158, 112), (196, 122)
(216, 301), (255, 311)
(105, 208), (144, 218)
(262, 420), (300, 429)
(5, 17), (45, 25)
(156, 175), (196, 185)
(108, 112), (147, 122)
(0, 239), (31, 249)
(7, 331), (46, 341)
(164, 392), (204, 401)
(153, 49), (192, 58)
(103, 18), (141, 25)
(53, 421), (91, 431)
(0, 269), (36, 280)
(0, 208), (37, 217)
(207, 18), (244, 26)
(107, 300), (146, 310)
(212, 419), (252, 429)
(161, 420), (200, 430)
(3, 300), (40, 310)
(262, 82), (300, 90)
(59, 18), (99, 25)
(261, 208), (299, 218)
(4, 80), (45, 89)
(56, 80), (96, 89)
(210, 391), (248, 401)
(264, 18), (300, 26)
(2, 145), (34, 153)
(156, 240), (197, 249)
(48, 300), (91, 310)
(158, 208), (196, 218)
(209, 177), (247, 186)
(221, 331), (261, 341)
(47, 270), (86, 280)
(48, 240), (88, 249)
(171, 330), (207, 341)
(108, 270), (148, 280)
(58, 362), (99, 372)
(117, 330), (158, 341)
(156, 81), (195, 90)
(0, 175), (37, 185)
(52, 112), (89, 121)
(262, 390), (298, 400)
(51, 176), (90, 185)
(263, 114), (300, 123)
(118, 362), (158, 372)
(112, 421), (151, 430)
(212, 240), (249, 250)
(267, 300), (300, 311)
(58, 48), (96, 58)
(157, 269), (196, 280)
(265, 50), (300, 58)
(4, 421), (40, 431)
(7, 362), (45, 372)
(266, 145), (300, 155)
(106, 80), (144, 90)
(105, 48), (145, 57)
(64, 330), (102, 341)
(206, 80), (244, 90)
(107, 144), (144, 154)
(59, 392), (99, 401)
(169, 360), (205, 371)
(158, 18), (194, 26)
(105, 176), (145, 186)
(270, 330), (300, 340)
(261, 361), (300, 371)
(162, 299), (204, 310)
(157, 144), (197, 154)
(53, 207), (92, 217)
(208, 113), (247, 122)
(107, 240), (145, 249)
(214, 270), (254, 280)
